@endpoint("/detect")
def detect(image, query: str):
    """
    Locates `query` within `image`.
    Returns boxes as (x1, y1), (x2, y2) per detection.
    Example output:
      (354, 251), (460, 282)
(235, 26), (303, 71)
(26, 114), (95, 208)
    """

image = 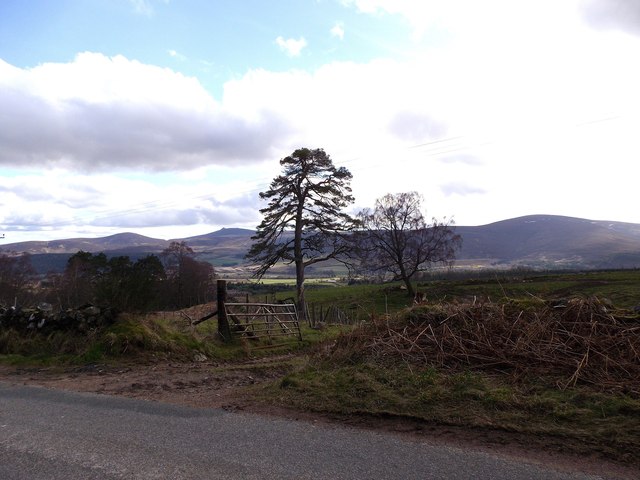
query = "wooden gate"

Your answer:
(224, 302), (302, 341)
